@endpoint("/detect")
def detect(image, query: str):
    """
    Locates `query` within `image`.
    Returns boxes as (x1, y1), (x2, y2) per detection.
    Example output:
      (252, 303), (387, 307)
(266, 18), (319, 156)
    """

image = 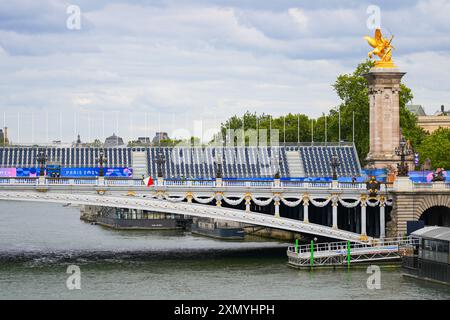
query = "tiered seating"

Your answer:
(0, 145), (361, 178)
(299, 146), (360, 177)
(0, 147), (132, 168)
(146, 146), (289, 179)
